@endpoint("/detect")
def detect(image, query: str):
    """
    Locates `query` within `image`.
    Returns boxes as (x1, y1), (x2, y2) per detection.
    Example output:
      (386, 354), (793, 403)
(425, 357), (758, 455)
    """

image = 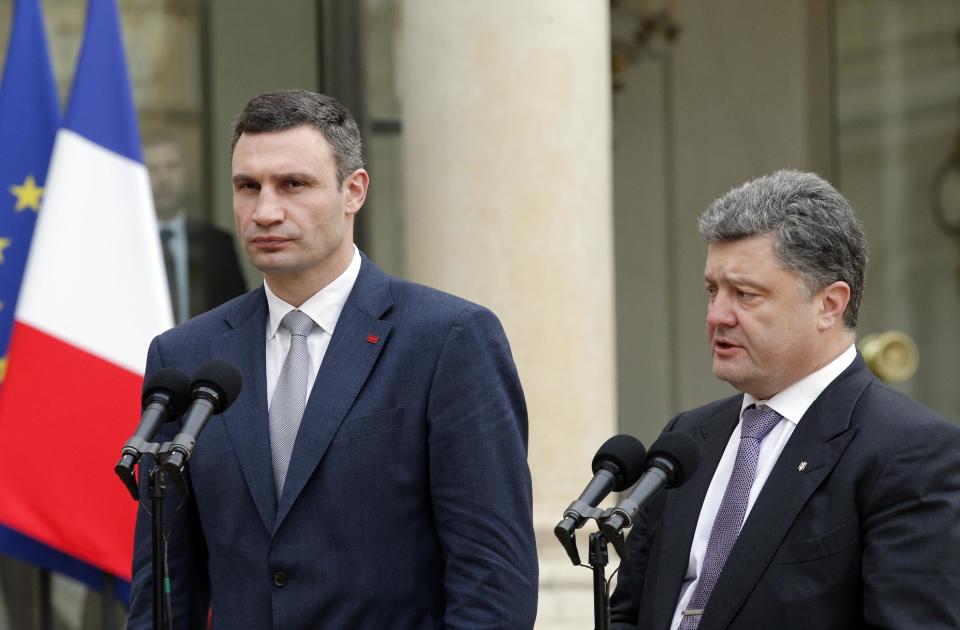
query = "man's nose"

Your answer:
(706, 292), (736, 328)
(252, 188), (283, 225)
